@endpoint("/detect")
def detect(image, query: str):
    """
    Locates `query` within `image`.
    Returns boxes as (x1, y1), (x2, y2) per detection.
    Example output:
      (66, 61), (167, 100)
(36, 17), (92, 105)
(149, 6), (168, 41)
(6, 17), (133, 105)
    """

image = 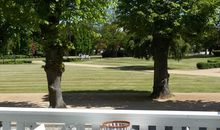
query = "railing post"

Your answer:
(76, 124), (85, 130)
(172, 126), (182, 130)
(156, 126), (164, 130)
(85, 124), (92, 130)
(16, 121), (25, 130)
(62, 123), (76, 130)
(92, 124), (100, 130)
(25, 122), (38, 130)
(2, 122), (11, 130)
